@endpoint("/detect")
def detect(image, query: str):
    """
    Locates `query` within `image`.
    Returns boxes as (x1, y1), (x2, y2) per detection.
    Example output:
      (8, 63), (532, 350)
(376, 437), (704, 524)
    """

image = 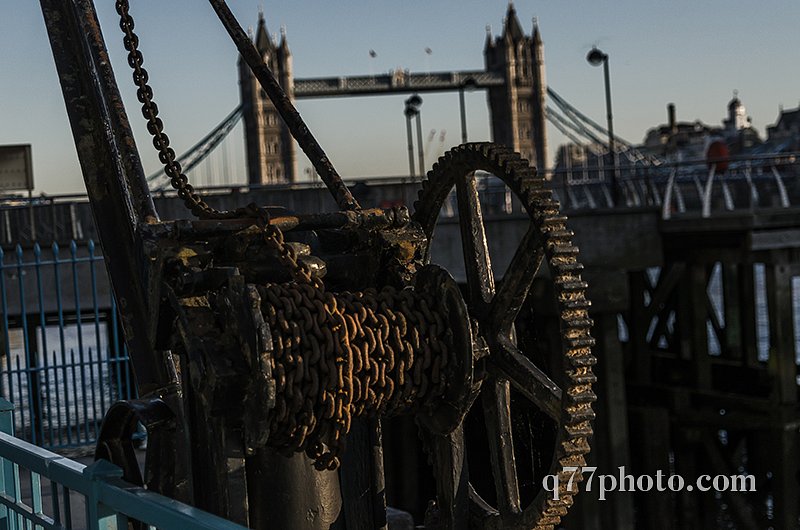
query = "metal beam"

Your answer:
(294, 70), (503, 99)
(39, 0), (167, 396)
